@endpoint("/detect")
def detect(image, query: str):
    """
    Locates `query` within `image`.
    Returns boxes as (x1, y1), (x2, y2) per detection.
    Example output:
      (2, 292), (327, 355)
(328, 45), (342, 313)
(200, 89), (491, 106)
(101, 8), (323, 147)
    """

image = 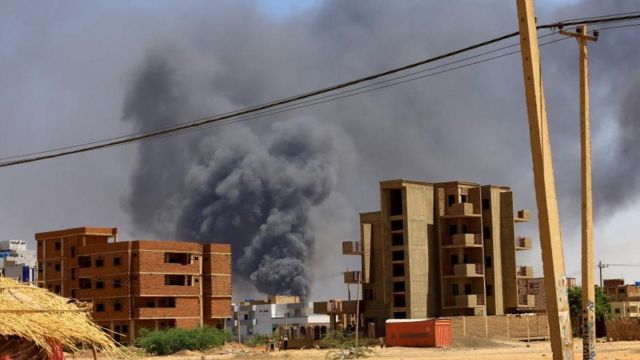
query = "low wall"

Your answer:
(449, 314), (549, 340)
(605, 318), (640, 341)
